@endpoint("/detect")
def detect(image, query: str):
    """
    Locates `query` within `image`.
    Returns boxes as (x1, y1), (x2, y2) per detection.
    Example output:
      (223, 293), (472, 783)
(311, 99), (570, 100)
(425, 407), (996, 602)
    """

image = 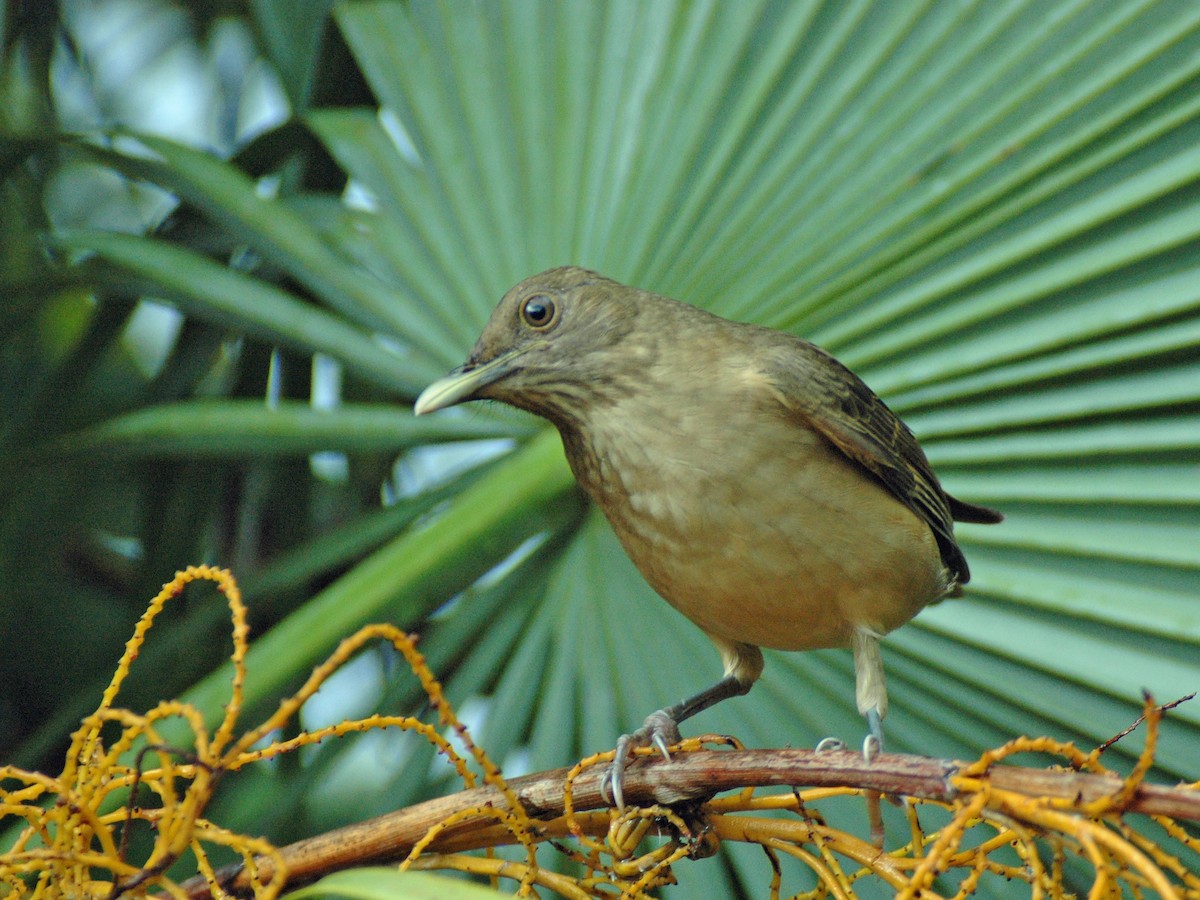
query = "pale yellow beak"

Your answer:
(413, 349), (526, 415)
